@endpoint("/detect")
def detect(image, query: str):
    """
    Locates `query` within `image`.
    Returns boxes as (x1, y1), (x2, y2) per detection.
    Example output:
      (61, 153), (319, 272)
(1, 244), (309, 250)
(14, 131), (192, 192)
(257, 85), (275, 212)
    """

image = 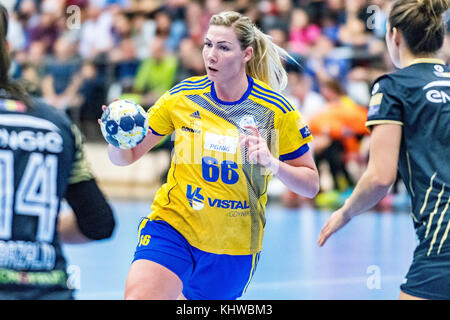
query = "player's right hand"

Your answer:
(318, 208), (351, 247)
